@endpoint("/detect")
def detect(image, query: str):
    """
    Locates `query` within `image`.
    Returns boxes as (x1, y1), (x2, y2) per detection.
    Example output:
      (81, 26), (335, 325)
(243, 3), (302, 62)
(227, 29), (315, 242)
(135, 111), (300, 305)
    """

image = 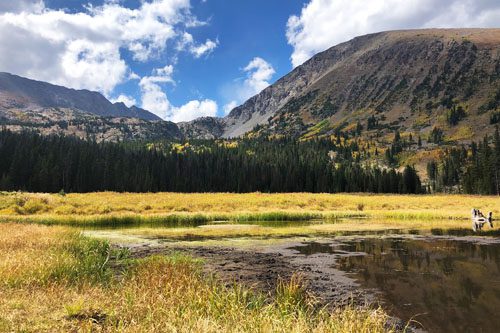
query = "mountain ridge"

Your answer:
(0, 72), (161, 121)
(2, 28), (500, 145)
(186, 28), (500, 141)
(0, 72), (183, 142)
